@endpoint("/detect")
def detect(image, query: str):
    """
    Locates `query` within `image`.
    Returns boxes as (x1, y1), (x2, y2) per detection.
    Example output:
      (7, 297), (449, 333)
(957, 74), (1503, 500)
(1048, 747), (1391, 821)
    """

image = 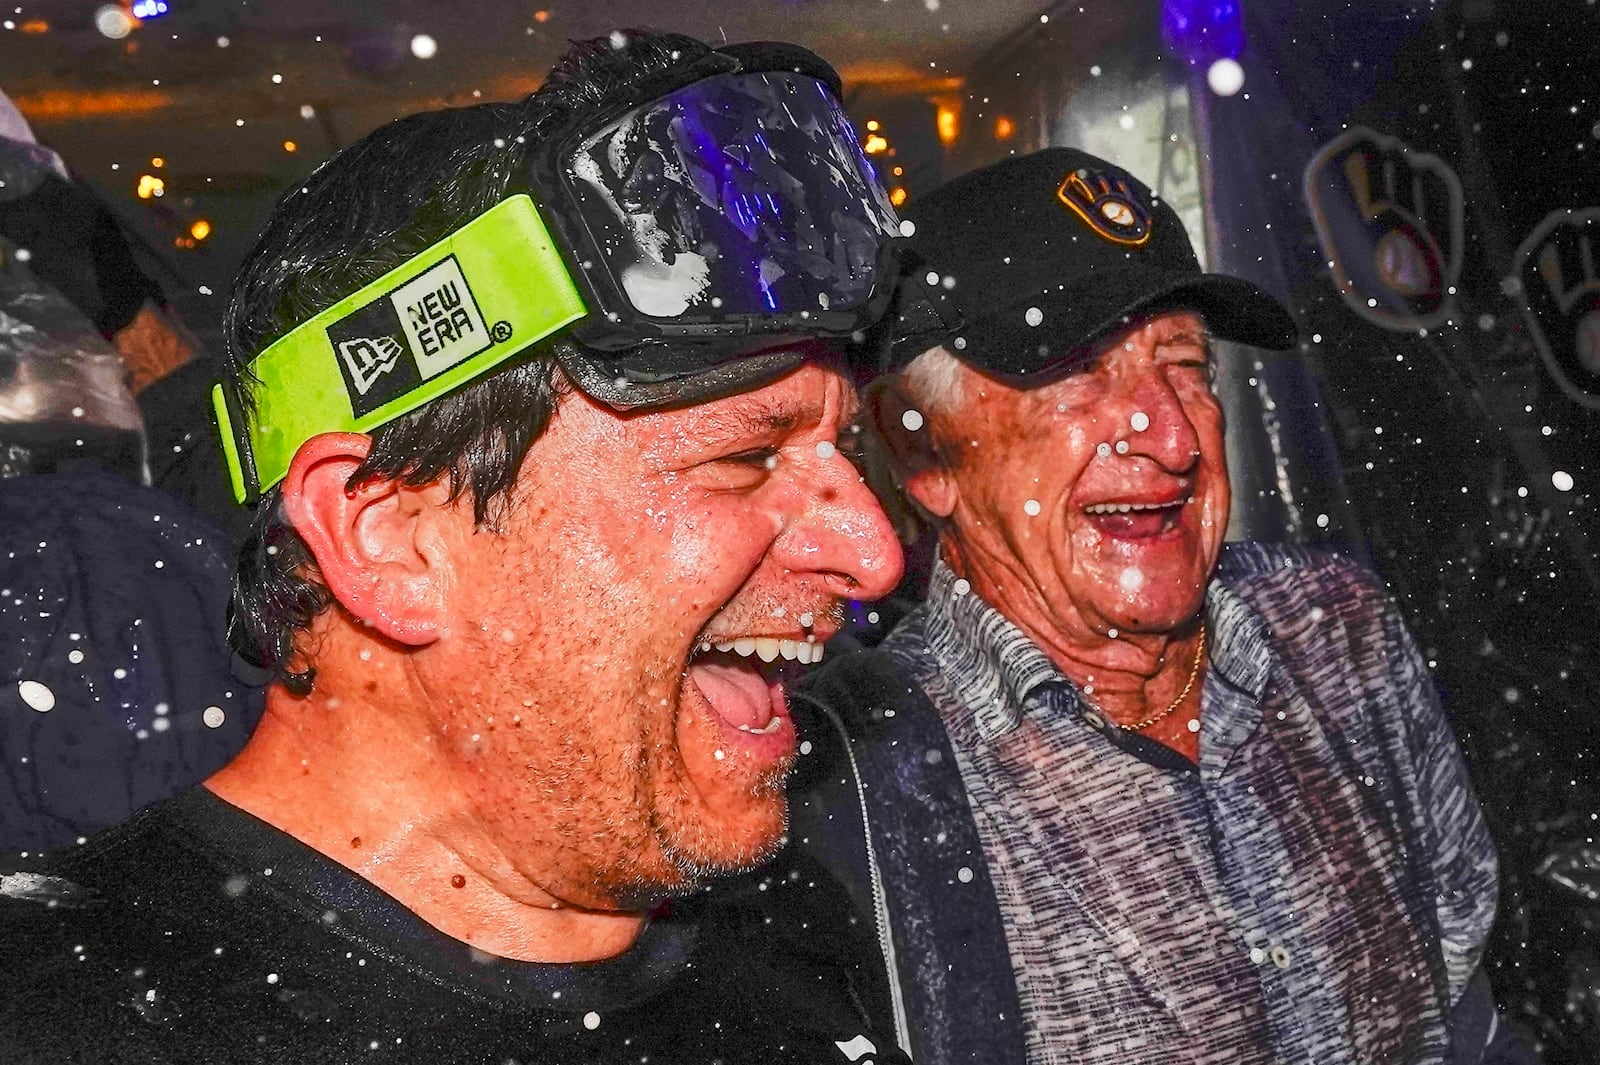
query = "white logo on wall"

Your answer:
(389, 257), (490, 379)
(336, 335), (405, 397)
